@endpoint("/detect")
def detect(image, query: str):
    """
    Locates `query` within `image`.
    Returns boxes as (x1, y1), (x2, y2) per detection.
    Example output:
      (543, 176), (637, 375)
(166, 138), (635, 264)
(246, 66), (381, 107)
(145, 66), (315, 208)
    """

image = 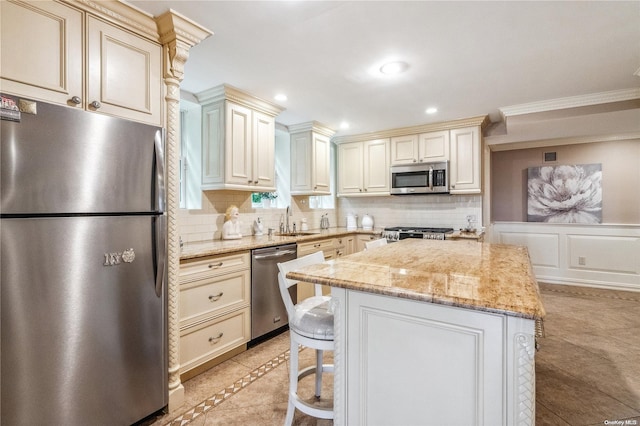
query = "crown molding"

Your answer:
(196, 84), (285, 117)
(65, 0), (159, 41)
(488, 131), (640, 152)
(500, 88), (640, 120)
(156, 9), (213, 47)
(332, 115), (490, 144)
(288, 121), (336, 137)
